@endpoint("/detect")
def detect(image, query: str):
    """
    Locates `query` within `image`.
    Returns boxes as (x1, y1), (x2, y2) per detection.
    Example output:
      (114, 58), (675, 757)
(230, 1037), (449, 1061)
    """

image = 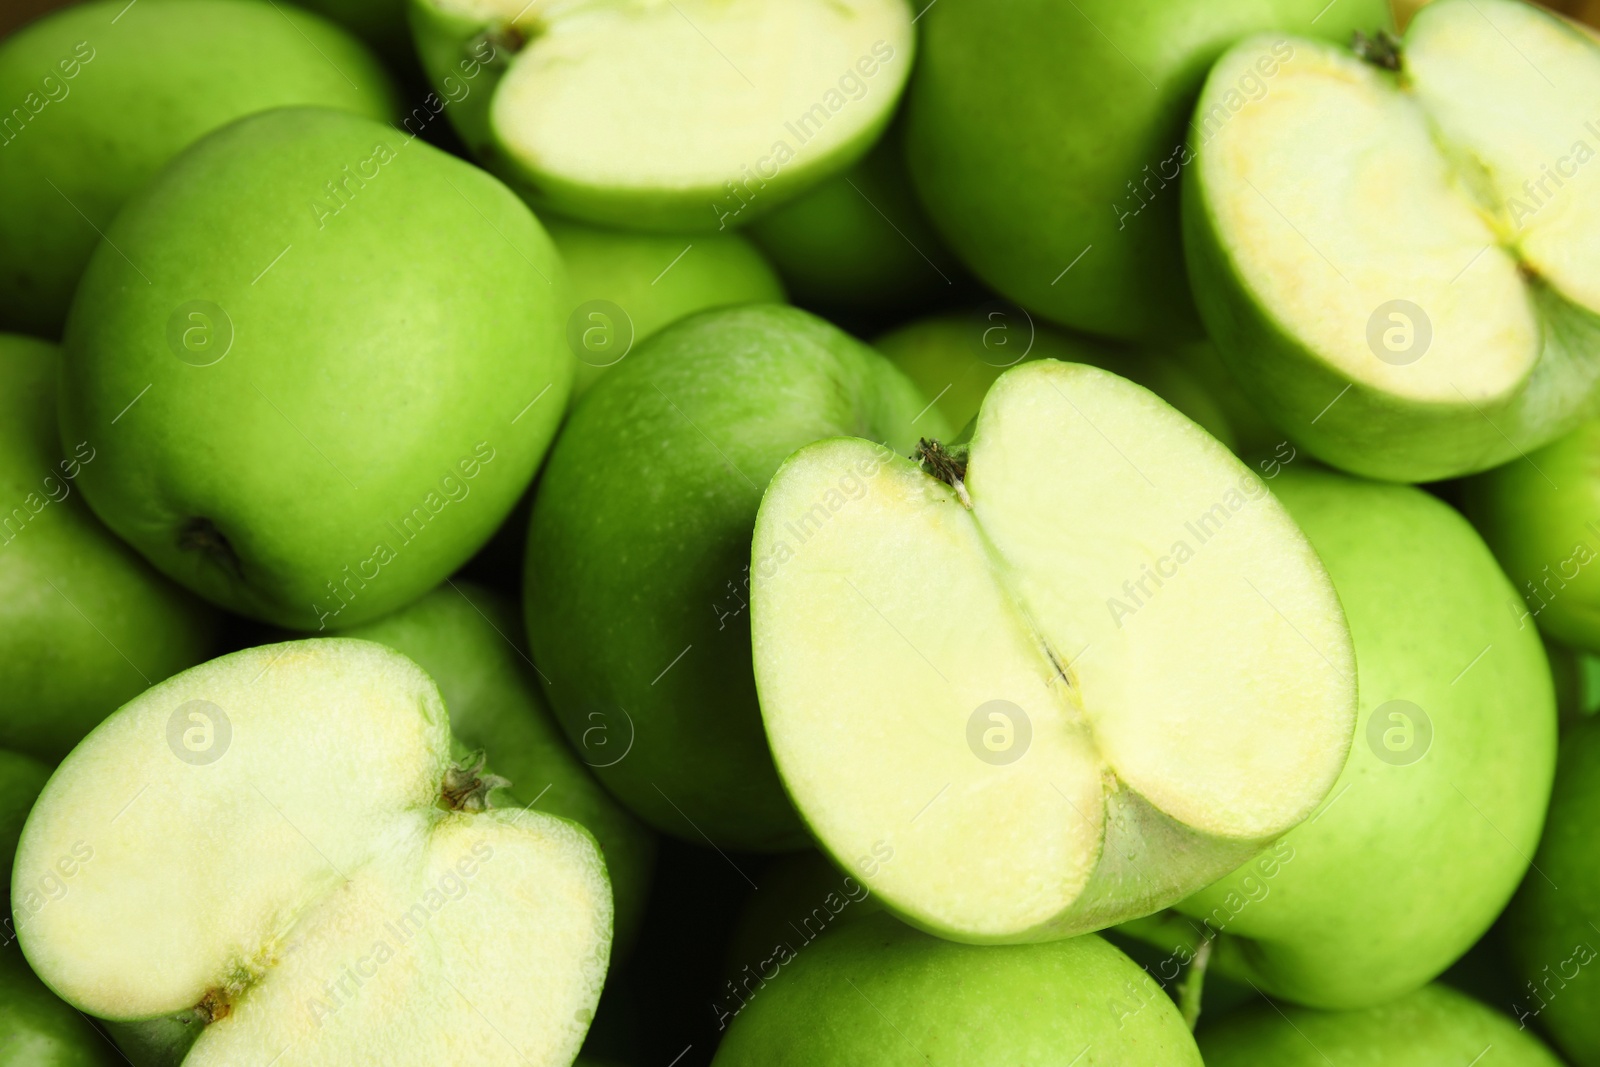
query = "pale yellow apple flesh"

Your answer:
(751, 361), (1355, 943)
